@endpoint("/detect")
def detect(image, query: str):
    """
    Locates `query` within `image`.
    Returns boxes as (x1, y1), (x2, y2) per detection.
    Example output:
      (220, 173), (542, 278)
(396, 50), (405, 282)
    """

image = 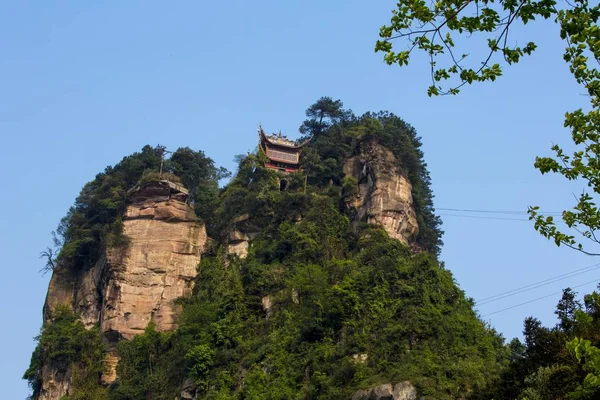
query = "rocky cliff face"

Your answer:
(343, 139), (419, 246)
(39, 181), (206, 399)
